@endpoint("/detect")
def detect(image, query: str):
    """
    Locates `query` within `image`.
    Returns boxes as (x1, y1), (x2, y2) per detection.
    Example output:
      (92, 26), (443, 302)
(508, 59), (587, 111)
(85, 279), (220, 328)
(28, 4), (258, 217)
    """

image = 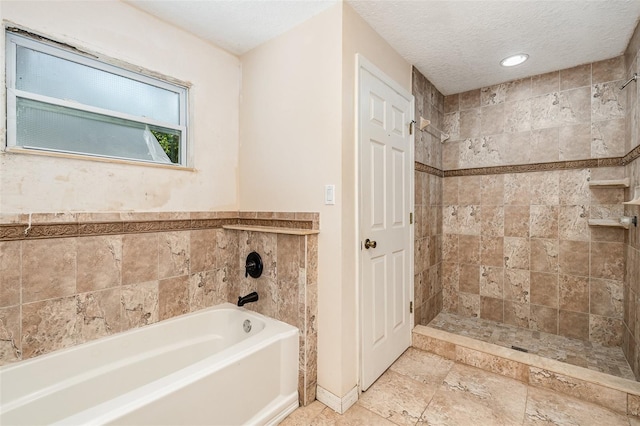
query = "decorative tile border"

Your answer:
(0, 213), (318, 242)
(443, 158), (620, 177)
(415, 161), (444, 177)
(416, 157), (630, 179)
(622, 144), (640, 165)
